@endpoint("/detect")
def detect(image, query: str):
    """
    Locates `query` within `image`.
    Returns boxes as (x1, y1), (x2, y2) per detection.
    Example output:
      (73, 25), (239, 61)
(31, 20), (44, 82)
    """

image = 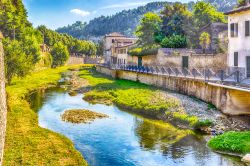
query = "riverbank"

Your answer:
(4, 65), (87, 165)
(78, 66), (250, 133)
